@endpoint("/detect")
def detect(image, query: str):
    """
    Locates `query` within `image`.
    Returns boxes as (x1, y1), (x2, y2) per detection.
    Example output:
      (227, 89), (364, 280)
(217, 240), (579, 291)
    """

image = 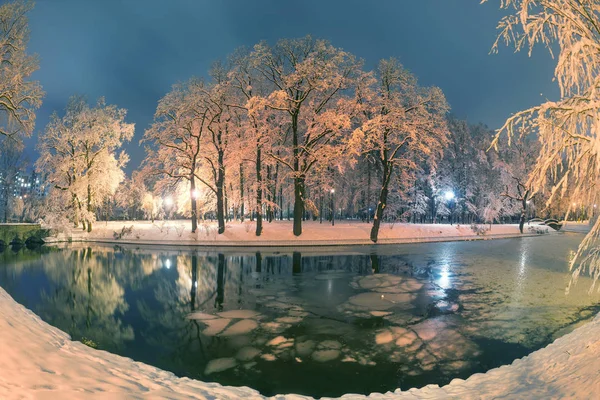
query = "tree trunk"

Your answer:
(279, 186), (283, 220)
(319, 190), (323, 224)
(291, 111), (304, 236)
(255, 145), (263, 236)
(366, 161), (371, 223)
(266, 165), (273, 223)
(370, 164), (392, 243)
(239, 164), (245, 222)
(216, 149), (226, 234)
(293, 176), (305, 236)
(190, 176), (198, 233)
(519, 193), (529, 234)
(86, 183), (92, 233)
